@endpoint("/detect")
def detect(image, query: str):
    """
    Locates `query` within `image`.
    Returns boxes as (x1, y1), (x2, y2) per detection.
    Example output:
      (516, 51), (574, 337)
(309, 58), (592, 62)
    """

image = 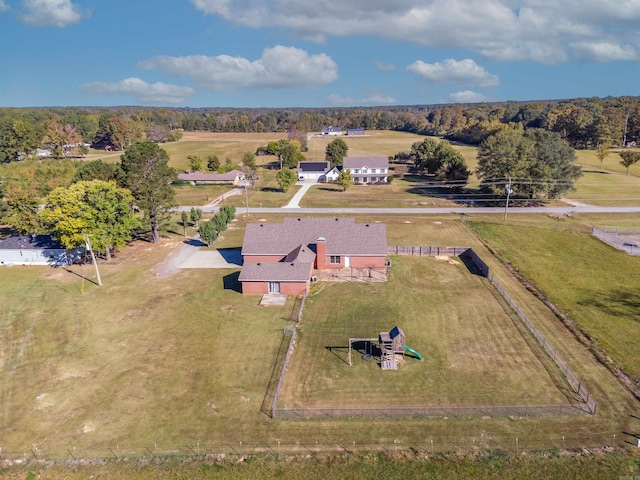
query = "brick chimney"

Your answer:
(315, 236), (327, 270)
